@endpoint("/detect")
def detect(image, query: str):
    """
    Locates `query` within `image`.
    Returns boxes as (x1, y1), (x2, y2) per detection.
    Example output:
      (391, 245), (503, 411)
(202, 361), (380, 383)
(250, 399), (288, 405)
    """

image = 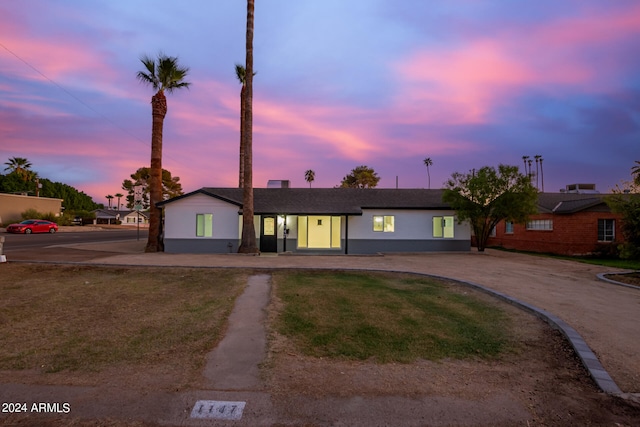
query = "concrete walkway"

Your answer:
(204, 274), (270, 390)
